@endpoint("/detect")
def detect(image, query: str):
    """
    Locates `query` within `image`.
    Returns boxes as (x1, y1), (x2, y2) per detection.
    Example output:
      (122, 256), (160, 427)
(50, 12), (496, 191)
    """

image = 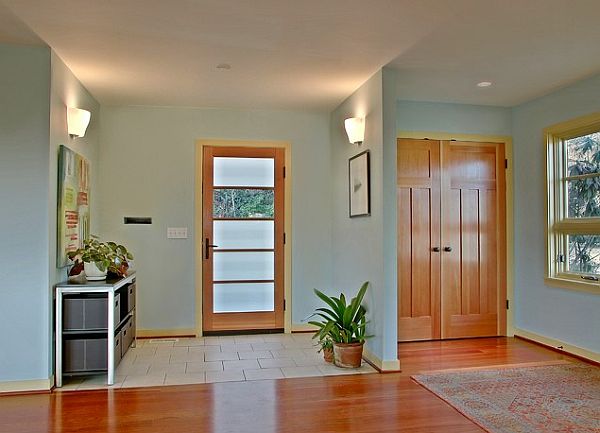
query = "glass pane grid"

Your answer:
(213, 189), (274, 218)
(567, 234), (600, 275)
(213, 282), (275, 313)
(566, 132), (600, 177)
